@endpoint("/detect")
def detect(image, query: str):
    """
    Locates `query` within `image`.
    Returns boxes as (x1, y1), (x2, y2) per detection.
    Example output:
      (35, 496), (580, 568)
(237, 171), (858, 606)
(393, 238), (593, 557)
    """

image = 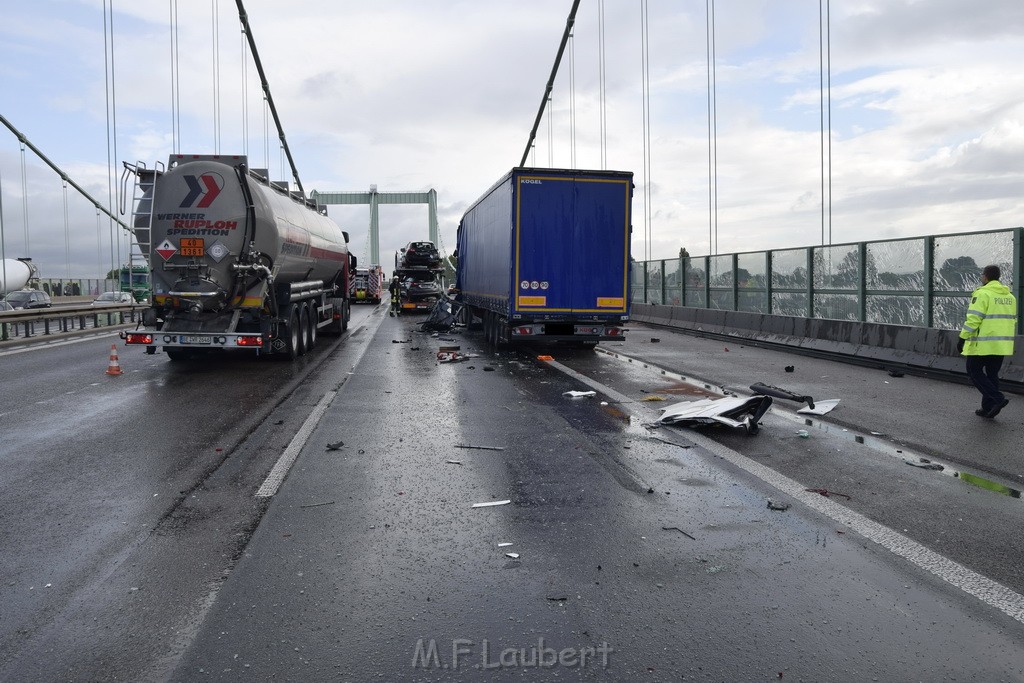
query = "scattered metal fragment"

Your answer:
(325, 441), (344, 451)
(657, 395), (773, 435)
(505, 552), (520, 559)
(805, 488), (852, 500)
(796, 430), (810, 438)
(661, 526), (696, 540)
(392, 339), (411, 343)
(750, 382), (815, 410)
(905, 460), (944, 471)
(471, 500), (512, 508)
(650, 338), (660, 343)
(300, 501), (336, 509)
(483, 367), (496, 372)
(767, 500), (790, 511)
(887, 368), (905, 378)
(454, 444), (505, 451)
(547, 596), (569, 602)
(784, 365), (795, 372)
(649, 435), (693, 449)
(798, 399), (840, 416)
(498, 542), (513, 547)
(445, 460), (463, 465)
(563, 390), (597, 398)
